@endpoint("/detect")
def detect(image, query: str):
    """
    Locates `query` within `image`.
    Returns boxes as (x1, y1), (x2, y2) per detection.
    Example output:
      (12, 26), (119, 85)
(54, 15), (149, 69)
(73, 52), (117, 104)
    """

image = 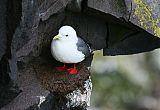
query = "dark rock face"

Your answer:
(0, 0), (7, 60)
(0, 0), (22, 108)
(83, 2), (160, 55)
(0, 0), (160, 110)
(103, 22), (160, 55)
(87, 0), (128, 19)
(1, 64), (50, 110)
(87, 0), (160, 38)
(0, 57), (21, 108)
